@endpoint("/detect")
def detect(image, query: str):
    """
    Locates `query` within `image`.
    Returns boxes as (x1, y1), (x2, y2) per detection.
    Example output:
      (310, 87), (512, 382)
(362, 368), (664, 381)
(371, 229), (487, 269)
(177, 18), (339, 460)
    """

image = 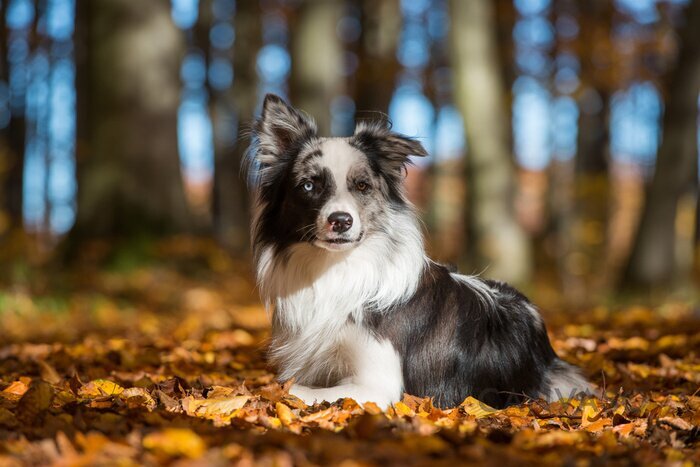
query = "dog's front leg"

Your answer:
(289, 334), (404, 408)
